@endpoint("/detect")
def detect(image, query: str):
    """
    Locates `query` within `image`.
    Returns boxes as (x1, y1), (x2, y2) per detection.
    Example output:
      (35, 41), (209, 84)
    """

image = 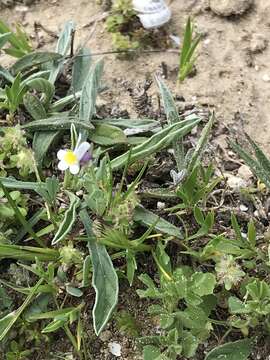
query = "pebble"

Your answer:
(108, 342), (122, 357)
(254, 210), (259, 217)
(209, 0), (254, 17)
(237, 164), (253, 181)
(249, 33), (268, 53)
(157, 201), (166, 210)
(100, 330), (112, 342)
(262, 74), (270, 82)
(240, 204), (248, 212)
